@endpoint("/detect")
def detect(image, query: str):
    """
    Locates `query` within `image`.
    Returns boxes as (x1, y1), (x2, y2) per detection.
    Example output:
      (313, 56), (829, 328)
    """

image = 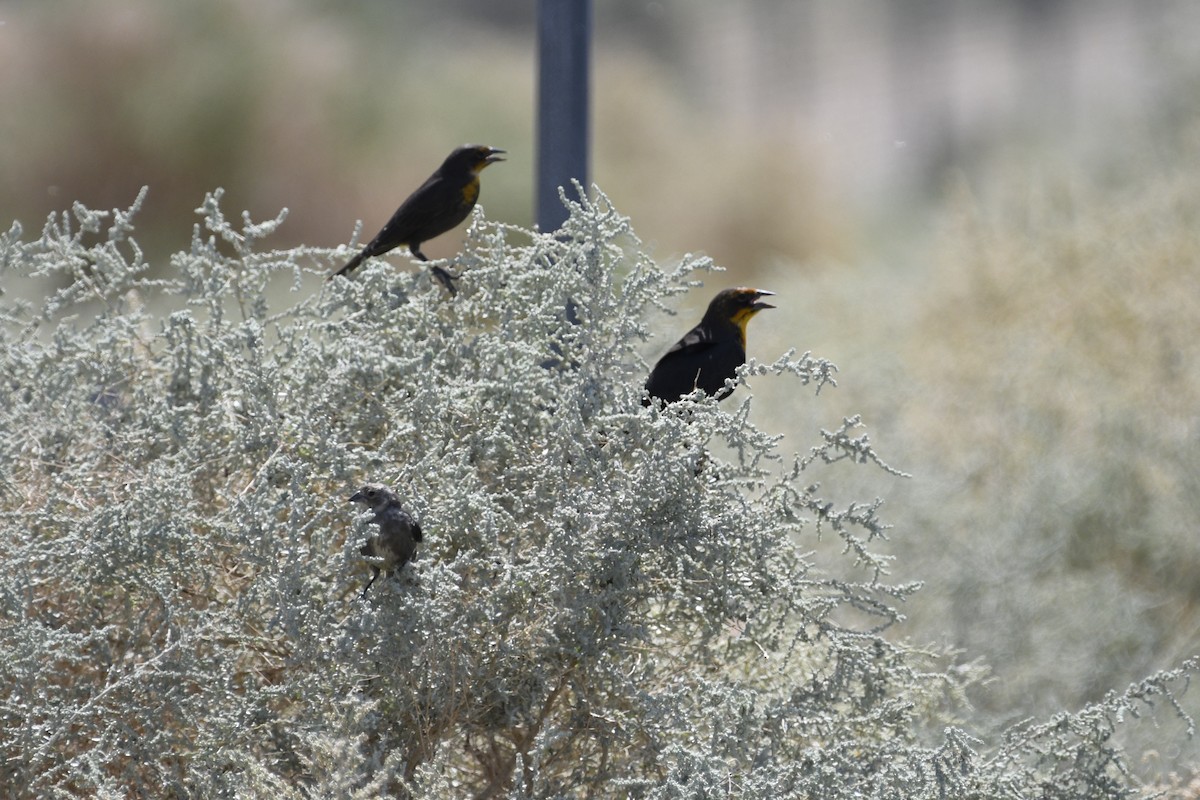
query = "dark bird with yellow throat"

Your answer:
(331, 144), (506, 294)
(645, 287), (775, 404)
